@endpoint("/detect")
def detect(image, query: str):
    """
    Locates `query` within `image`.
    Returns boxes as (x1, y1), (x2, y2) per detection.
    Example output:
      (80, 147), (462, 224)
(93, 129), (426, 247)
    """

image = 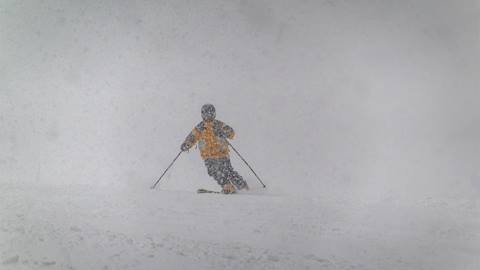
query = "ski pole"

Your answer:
(151, 151), (182, 189)
(225, 140), (266, 188)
